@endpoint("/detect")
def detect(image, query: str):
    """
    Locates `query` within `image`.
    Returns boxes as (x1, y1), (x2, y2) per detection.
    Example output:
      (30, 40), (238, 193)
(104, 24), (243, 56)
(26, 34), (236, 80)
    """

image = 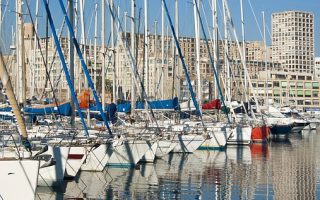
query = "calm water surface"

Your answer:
(37, 129), (320, 199)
